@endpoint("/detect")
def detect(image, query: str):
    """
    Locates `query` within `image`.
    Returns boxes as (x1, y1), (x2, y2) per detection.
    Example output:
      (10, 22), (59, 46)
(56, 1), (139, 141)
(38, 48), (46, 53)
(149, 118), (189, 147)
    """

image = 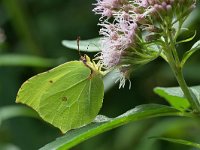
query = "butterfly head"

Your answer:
(81, 54), (104, 76)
